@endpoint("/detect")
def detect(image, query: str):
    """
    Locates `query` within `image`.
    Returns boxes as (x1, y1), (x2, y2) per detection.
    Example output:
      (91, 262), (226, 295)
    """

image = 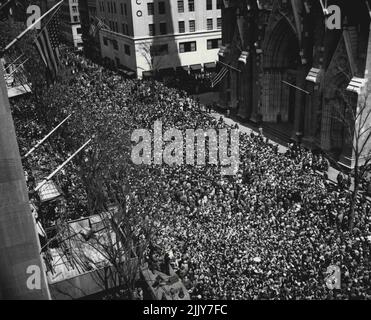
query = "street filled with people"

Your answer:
(11, 52), (371, 300)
